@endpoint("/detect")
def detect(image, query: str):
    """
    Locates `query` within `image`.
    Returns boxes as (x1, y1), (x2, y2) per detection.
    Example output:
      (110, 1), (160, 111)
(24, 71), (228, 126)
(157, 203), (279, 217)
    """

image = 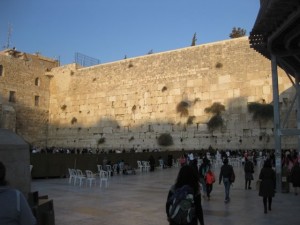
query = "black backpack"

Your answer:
(167, 185), (195, 224)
